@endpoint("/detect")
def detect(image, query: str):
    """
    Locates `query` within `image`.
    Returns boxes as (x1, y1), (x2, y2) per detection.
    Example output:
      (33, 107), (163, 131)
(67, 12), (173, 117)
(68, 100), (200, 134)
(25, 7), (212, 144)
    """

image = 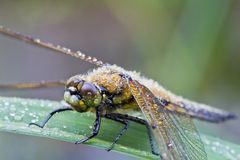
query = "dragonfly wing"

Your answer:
(127, 78), (207, 160)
